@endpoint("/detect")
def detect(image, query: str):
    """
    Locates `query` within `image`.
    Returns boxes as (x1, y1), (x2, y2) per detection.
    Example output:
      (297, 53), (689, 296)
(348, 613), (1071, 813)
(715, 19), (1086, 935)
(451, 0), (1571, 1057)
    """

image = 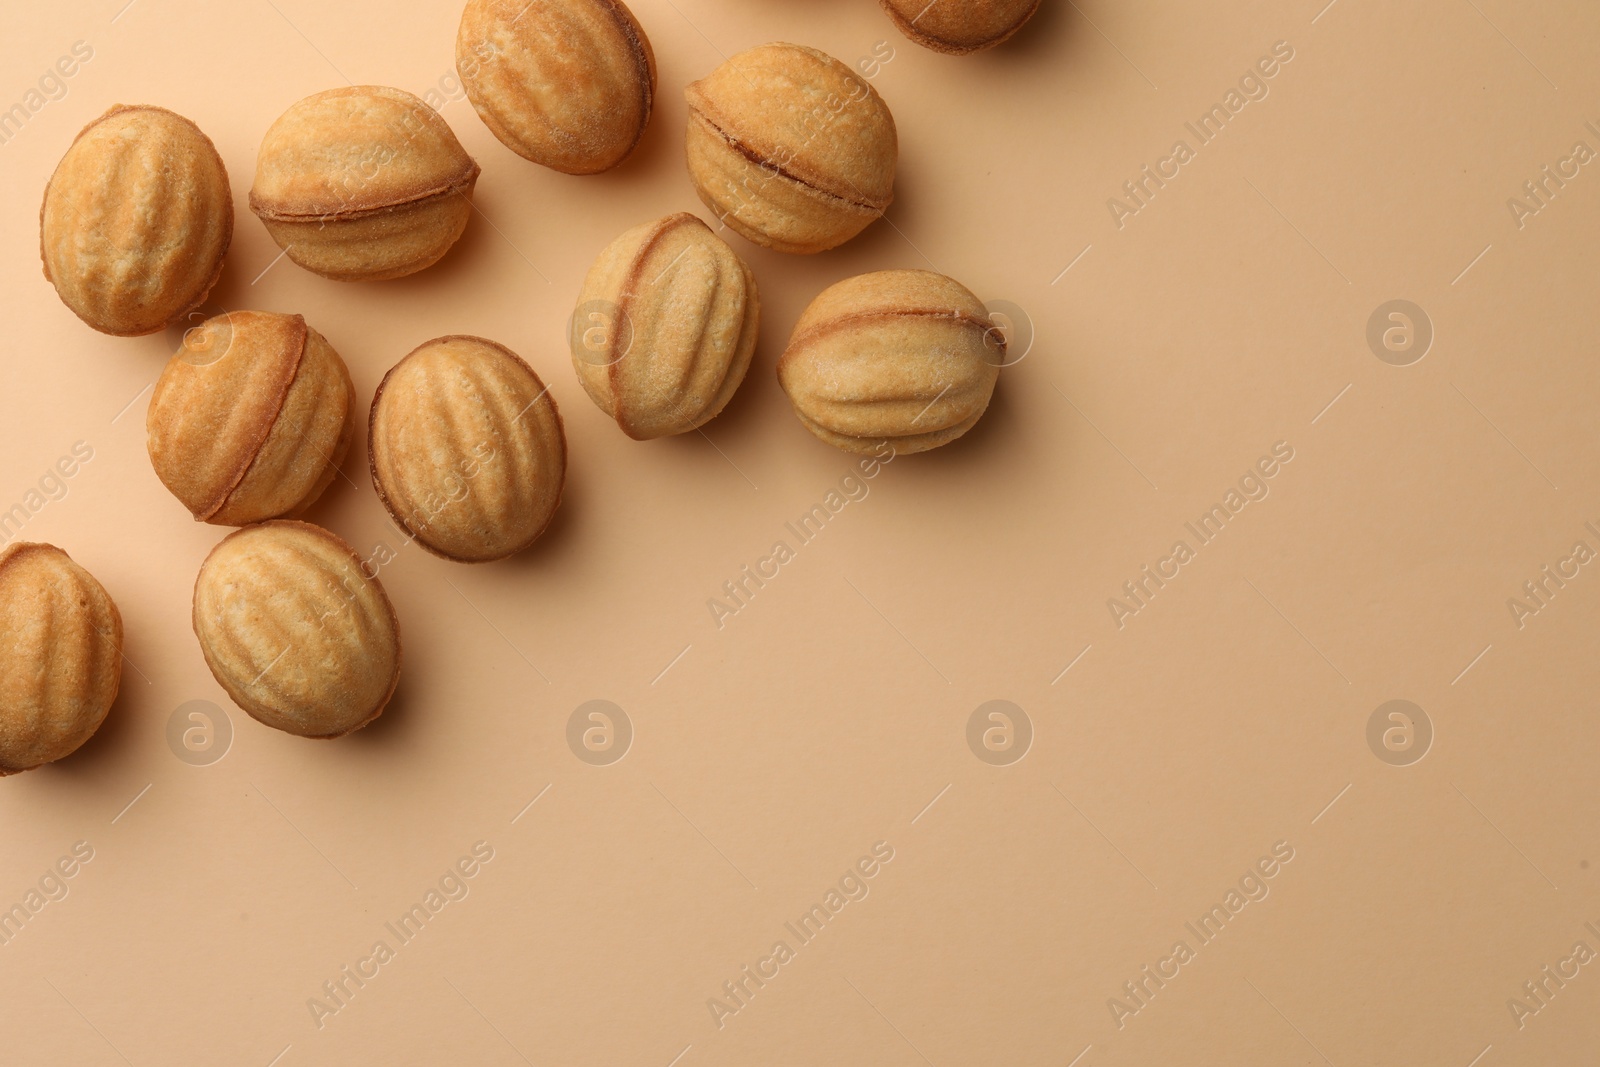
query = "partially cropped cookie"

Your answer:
(879, 0), (1040, 53)
(777, 270), (1002, 454)
(147, 311), (354, 526)
(685, 43), (896, 254)
(457, 0), (656, 174)
(0, 544), (122, 775)
(571, 213), (758, 438)
(40, 104), (232, 336)
(193, 521), (400, 738)
(370, 336), (566, 562)
(250, 86), (480, 281)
